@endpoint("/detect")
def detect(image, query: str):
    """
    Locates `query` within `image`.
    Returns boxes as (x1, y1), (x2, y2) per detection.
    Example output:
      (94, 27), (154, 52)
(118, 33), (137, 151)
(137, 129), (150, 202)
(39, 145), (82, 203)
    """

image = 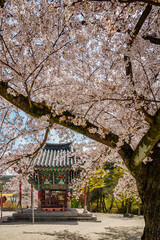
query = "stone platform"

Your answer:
(6, 208), (97, 222)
